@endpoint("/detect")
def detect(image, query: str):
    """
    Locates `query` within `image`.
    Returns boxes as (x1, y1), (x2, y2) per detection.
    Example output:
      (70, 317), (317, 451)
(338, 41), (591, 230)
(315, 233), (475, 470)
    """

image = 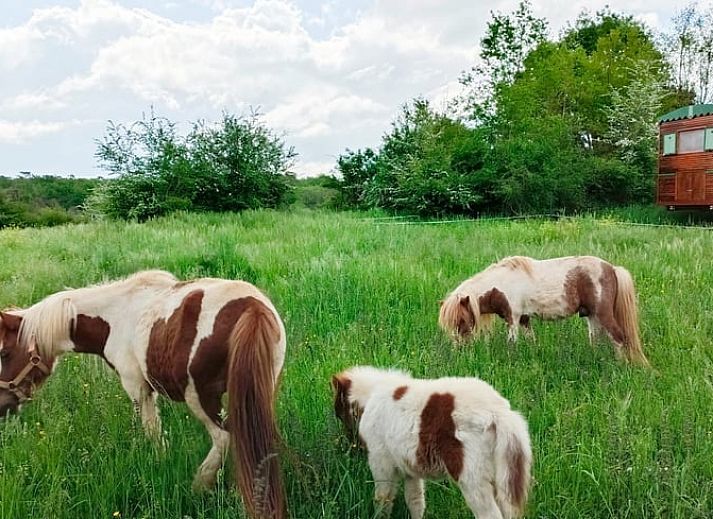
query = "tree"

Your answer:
(459, 0), (548, 121)
(92, 110), (294, 220)
(664, 2), (713, 103)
